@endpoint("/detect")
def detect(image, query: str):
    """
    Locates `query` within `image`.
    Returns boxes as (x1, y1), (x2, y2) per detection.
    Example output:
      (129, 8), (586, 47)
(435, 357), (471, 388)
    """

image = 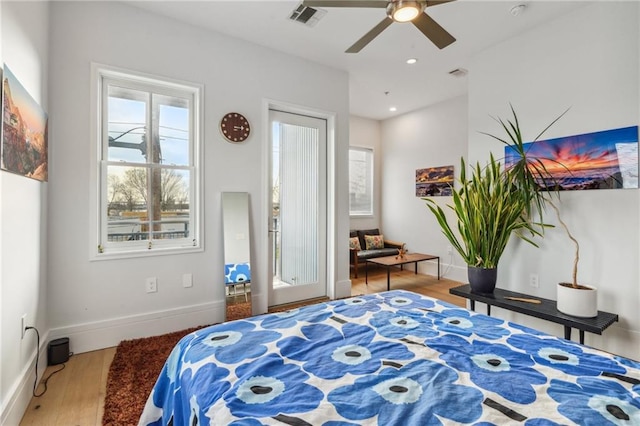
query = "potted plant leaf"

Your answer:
(424, 153), (545, 294)
(486, 107), (596, 317)
(425, 106), (579, 297)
